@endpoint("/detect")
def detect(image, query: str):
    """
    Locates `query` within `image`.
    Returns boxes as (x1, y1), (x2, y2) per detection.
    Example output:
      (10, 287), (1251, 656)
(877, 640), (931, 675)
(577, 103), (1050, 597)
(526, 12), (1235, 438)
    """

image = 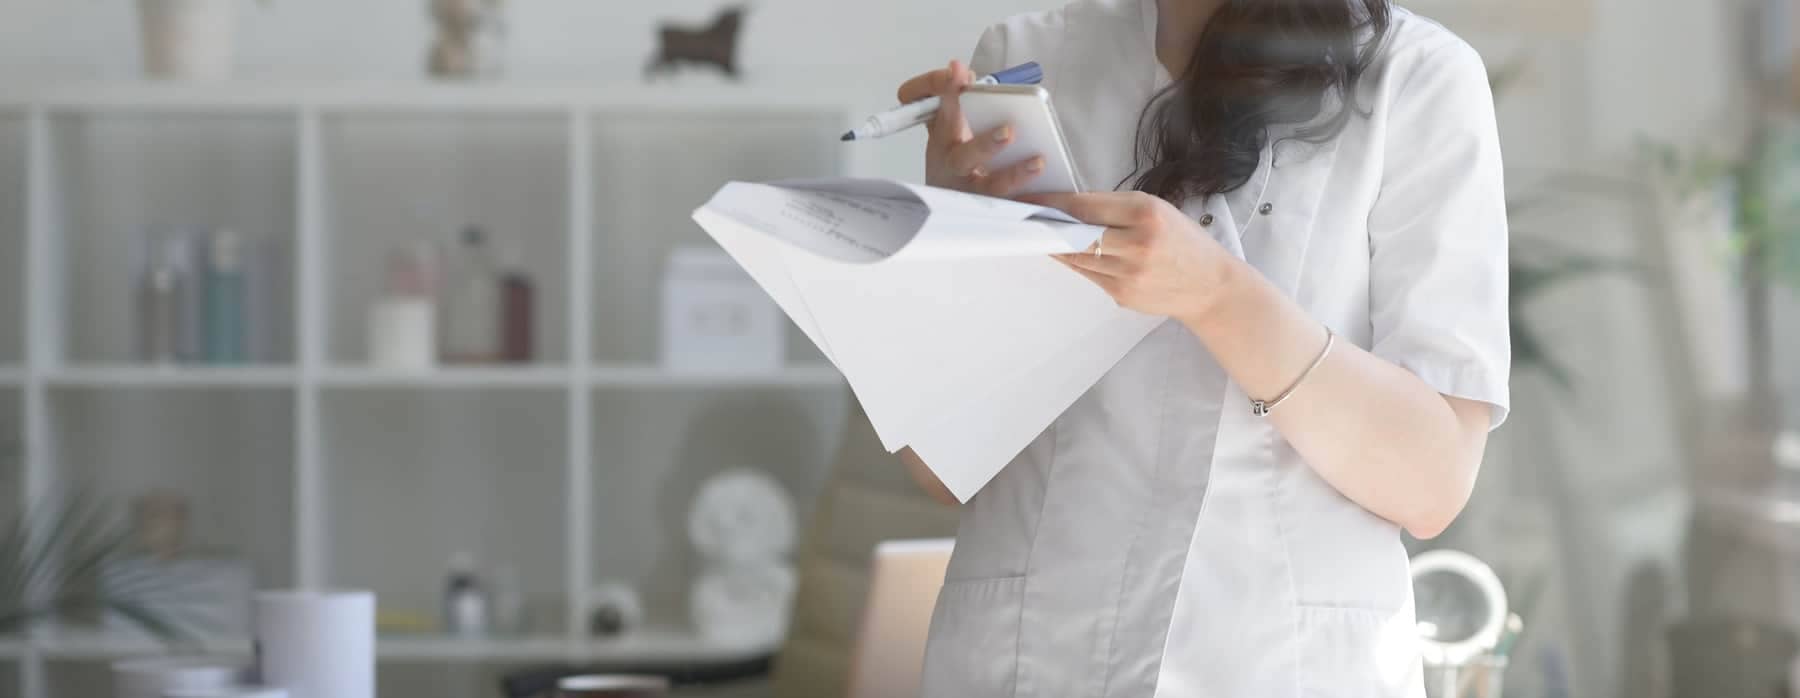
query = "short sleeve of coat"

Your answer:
(1367, 39), (1512, 429)
(970, 23), (1009, 76)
